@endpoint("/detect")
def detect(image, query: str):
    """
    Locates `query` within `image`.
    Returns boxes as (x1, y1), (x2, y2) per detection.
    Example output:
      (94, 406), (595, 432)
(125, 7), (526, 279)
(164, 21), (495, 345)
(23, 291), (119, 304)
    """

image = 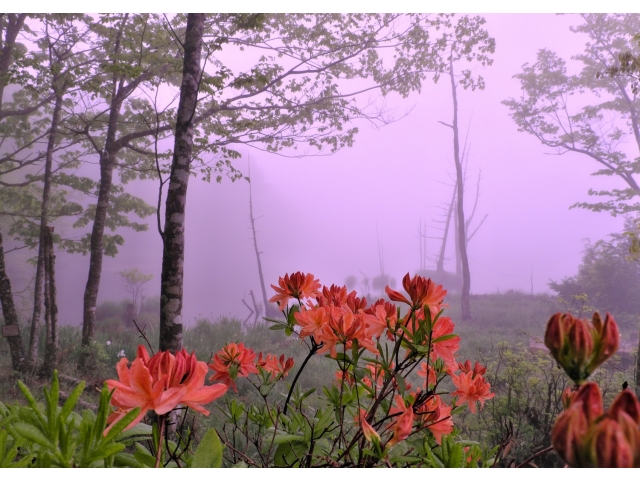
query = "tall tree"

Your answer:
(155, 13), (496, 350)
(503, 14), (640, 217)
(438, 17), (494, 321)
(160, 13), (205, 352)
(74, 14), (177, 368)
